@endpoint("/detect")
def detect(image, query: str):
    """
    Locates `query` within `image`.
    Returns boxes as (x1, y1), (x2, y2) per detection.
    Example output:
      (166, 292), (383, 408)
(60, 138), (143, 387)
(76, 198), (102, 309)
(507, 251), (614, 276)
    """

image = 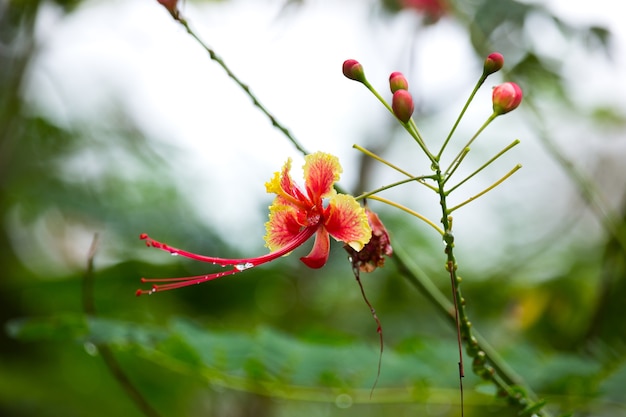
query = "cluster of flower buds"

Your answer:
(343, 52), (522, 123)
(389, 72), (414, 123)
